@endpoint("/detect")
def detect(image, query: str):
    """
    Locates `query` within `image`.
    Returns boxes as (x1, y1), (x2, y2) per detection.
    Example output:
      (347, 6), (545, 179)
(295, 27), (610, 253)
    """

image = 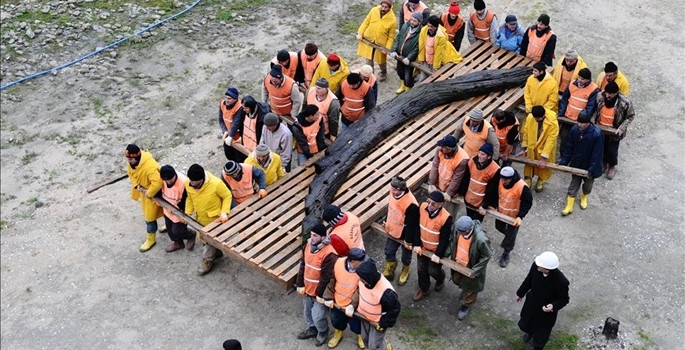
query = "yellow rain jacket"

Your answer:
(357, 5), (397, 64)
(127, 151), (163, 222)
(552, 56), (588, 93)
(310, 56), (350, 94)
(524, 72), (559, 113)
(521, 108), (559, 181)
(418, 26), (463, 70)
(595, 70), (630, 96)
(184, 171), (232, 226)
(245, 151), (286, 187)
